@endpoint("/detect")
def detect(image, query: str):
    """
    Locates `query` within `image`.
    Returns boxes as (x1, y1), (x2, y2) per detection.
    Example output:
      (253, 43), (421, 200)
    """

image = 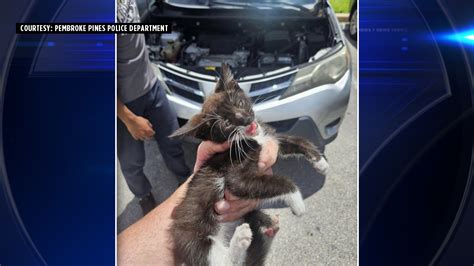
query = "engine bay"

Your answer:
(149, 28), (330, 69)
(145, 5), (335, 73)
